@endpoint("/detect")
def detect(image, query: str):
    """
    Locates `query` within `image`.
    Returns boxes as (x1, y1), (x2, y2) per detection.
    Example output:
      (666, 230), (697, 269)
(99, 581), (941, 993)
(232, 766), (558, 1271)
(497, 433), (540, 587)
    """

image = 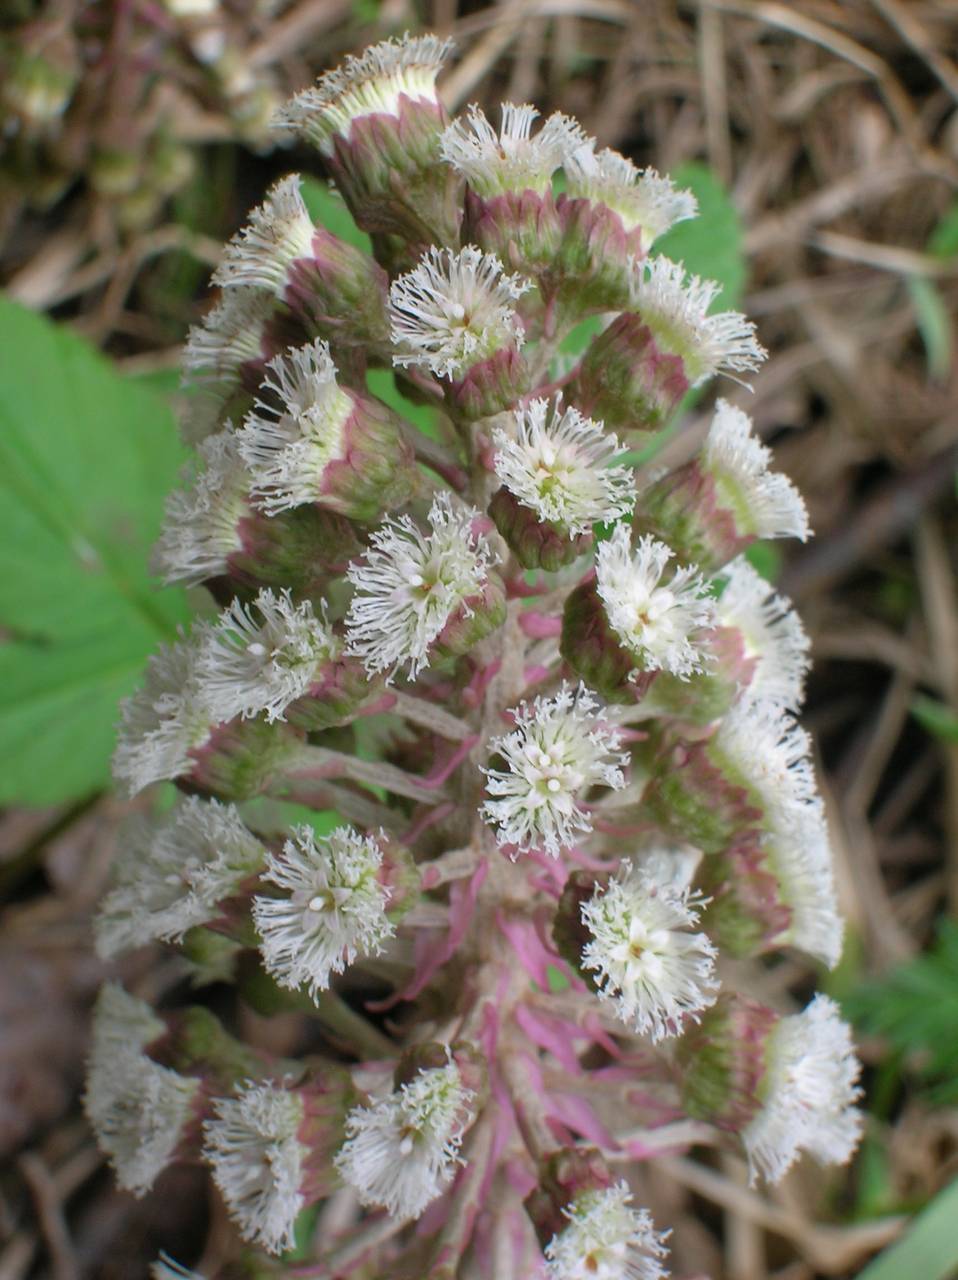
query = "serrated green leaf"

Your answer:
(855, 1177), (958, 1280)
(657, 163), (746, 306)
(301, 176), (372, 254)
(846, 919), (958, 1104)
(0, 295), (190, 805)
(911, 694), (958, 744)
